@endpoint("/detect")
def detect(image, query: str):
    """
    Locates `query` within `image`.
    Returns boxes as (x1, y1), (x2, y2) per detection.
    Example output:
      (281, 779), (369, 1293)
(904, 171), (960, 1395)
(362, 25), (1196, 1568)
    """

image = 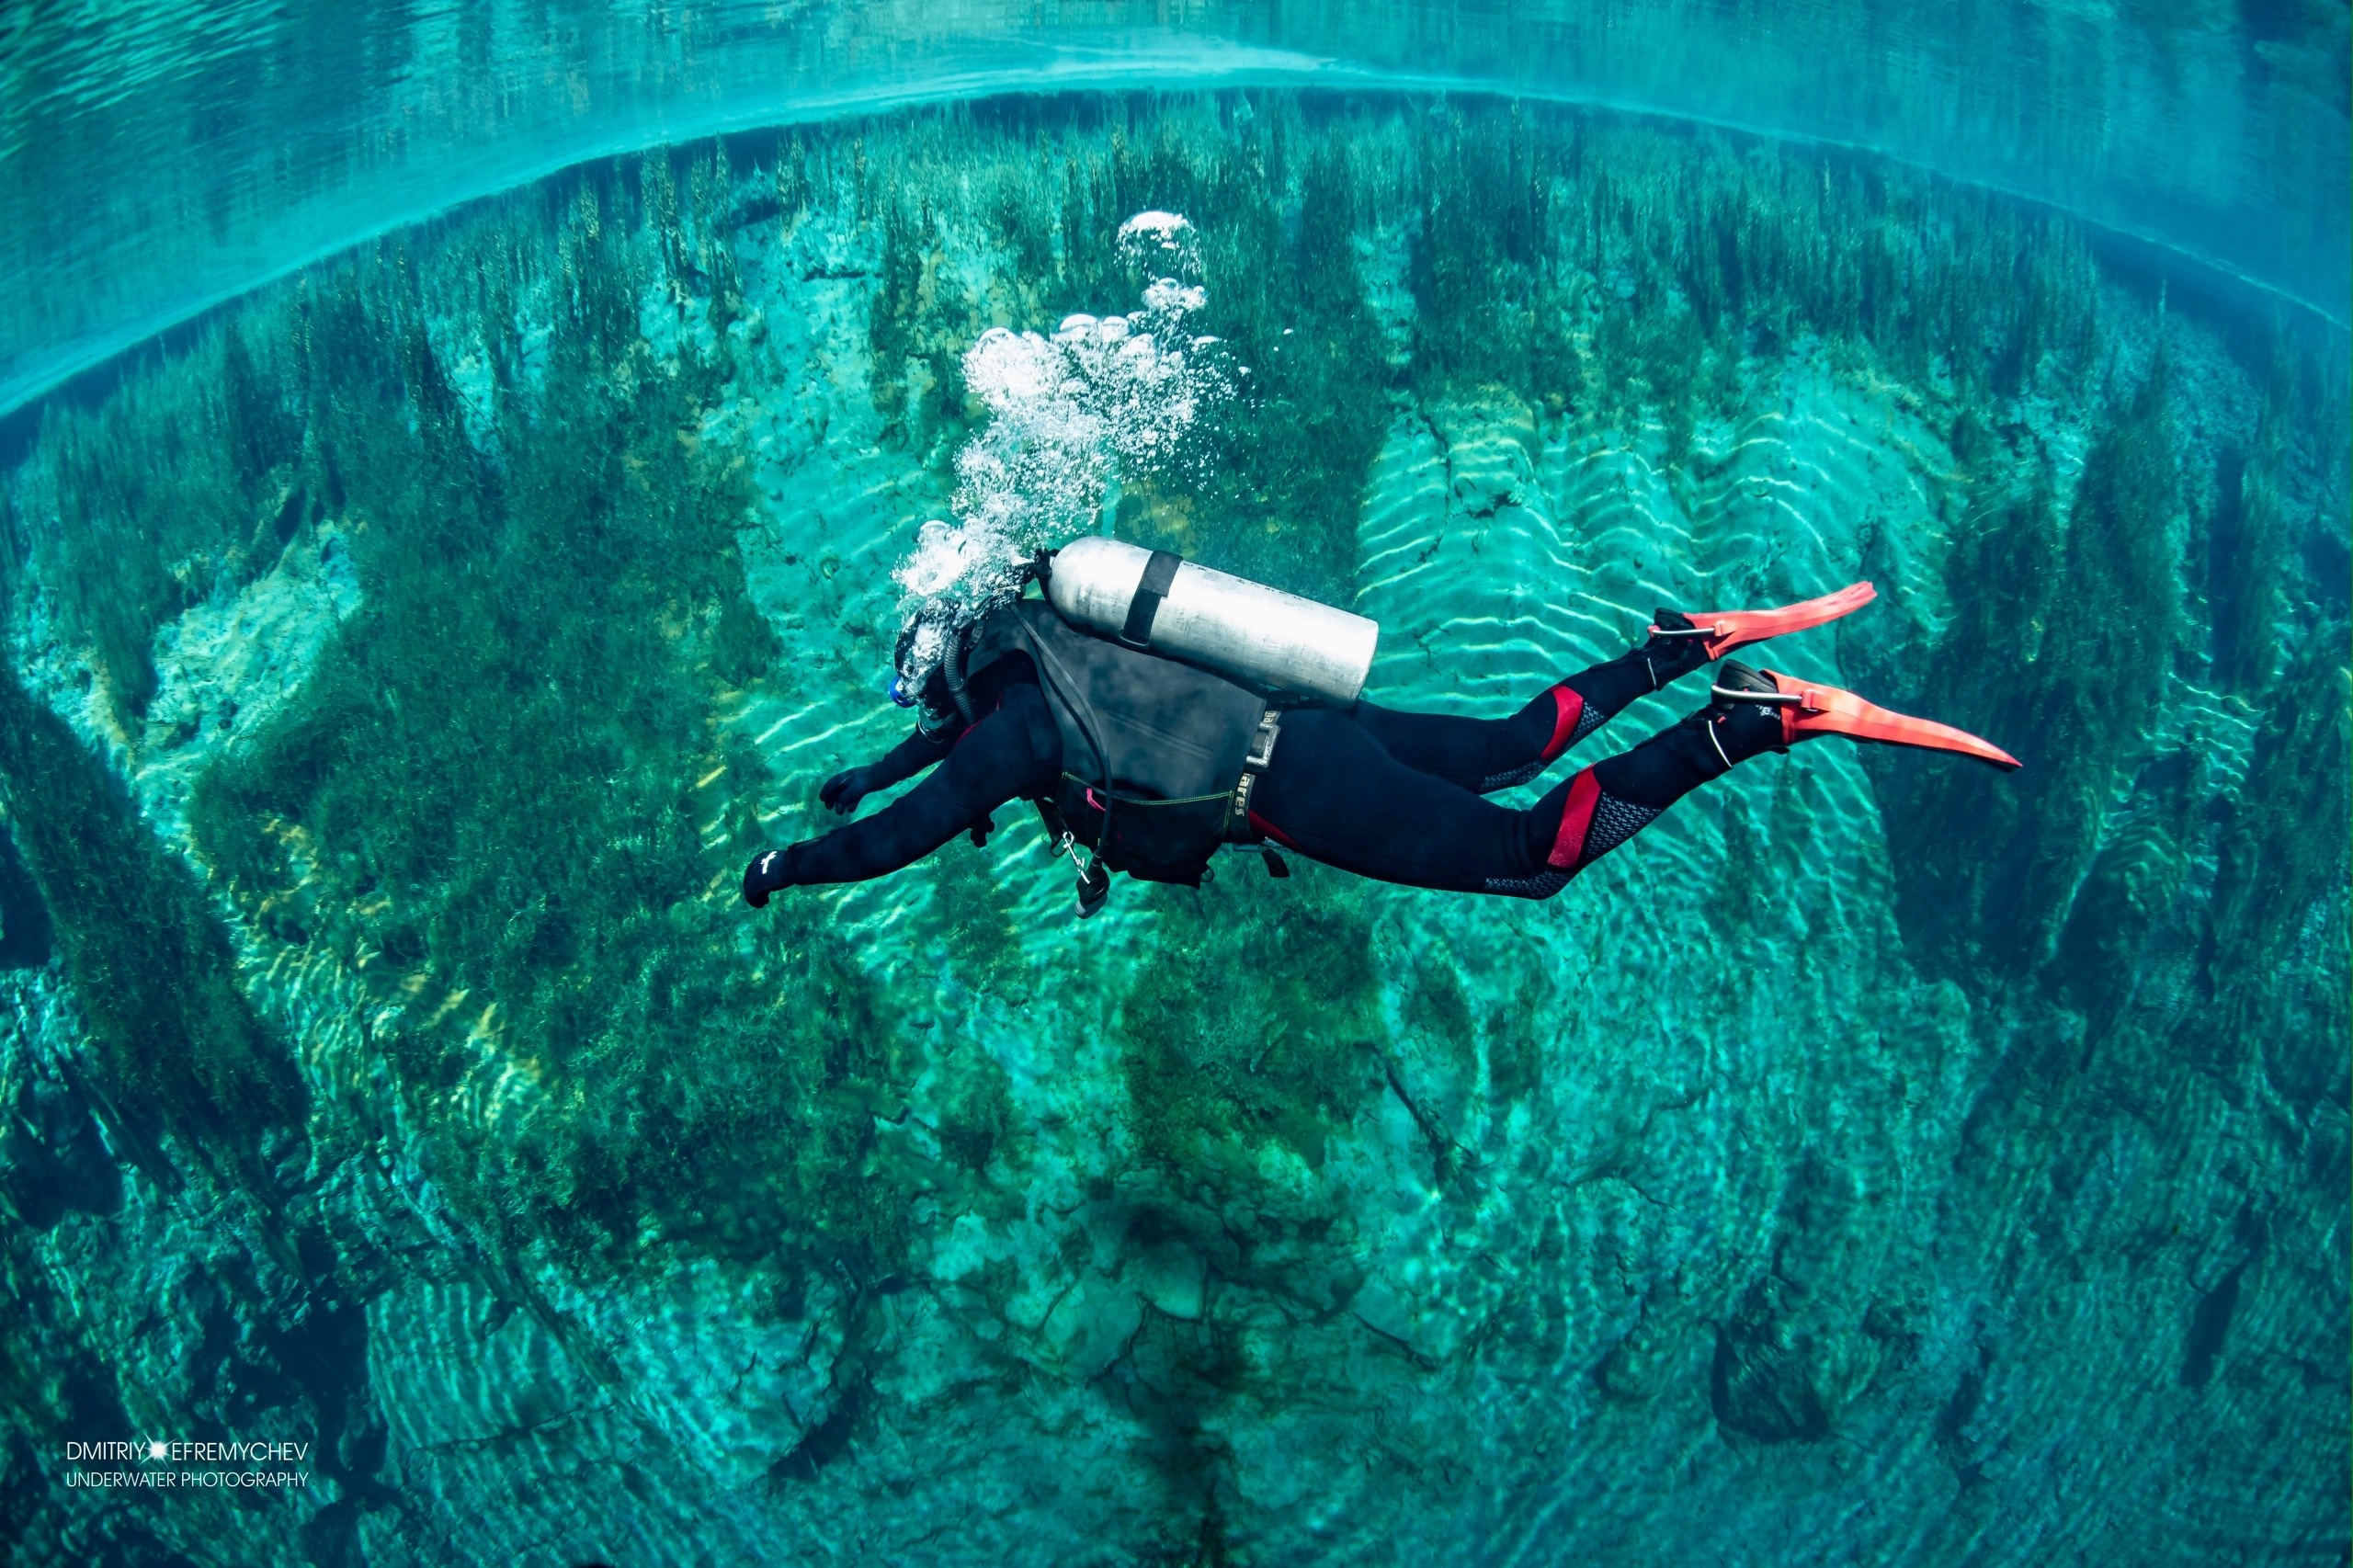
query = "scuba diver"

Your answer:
(741, 539), (2017, 915)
